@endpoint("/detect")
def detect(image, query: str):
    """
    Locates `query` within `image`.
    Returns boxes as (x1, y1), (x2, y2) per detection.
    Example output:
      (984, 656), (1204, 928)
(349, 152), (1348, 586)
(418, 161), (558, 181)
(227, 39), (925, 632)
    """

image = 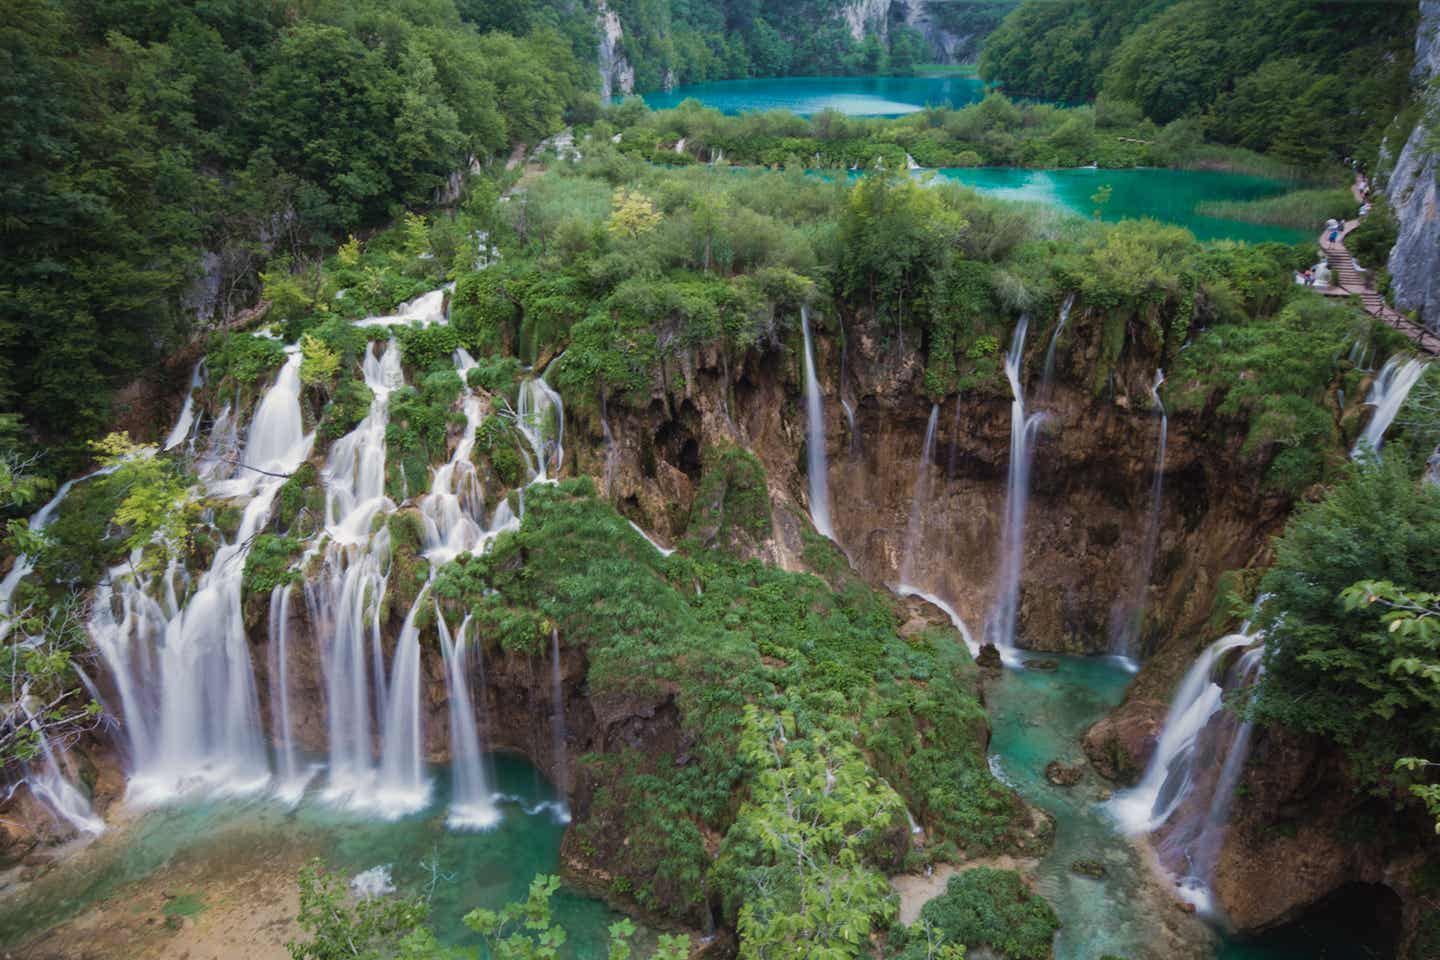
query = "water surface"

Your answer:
(639, 75), (987, 116)
(0, 756), (622, 955)
(932, 167), (1307, 244)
